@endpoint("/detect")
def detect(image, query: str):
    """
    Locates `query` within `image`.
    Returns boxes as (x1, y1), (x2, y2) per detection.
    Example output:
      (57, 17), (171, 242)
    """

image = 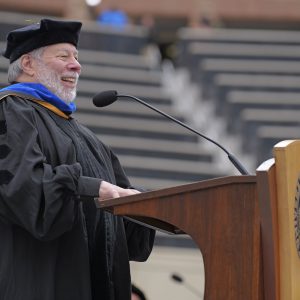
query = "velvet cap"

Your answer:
(3, 18), (82, 63)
